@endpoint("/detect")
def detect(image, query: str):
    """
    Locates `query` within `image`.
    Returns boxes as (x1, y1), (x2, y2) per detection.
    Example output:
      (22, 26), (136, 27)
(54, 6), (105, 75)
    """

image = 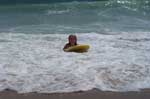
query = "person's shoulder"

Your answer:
(65, 43), (70, 45)
(64, 43), (70, 47)
(63, 43), (70, 50)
